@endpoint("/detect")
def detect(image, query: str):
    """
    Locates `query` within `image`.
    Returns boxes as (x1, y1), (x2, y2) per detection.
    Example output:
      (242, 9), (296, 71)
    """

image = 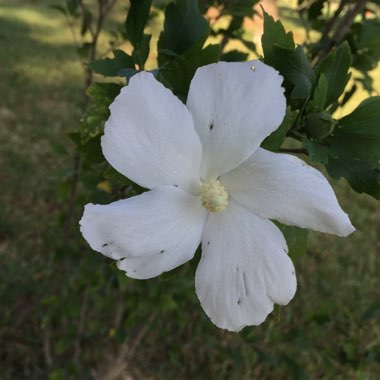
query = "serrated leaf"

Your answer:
(89, 50), (134, 77)
(81, 83), (122, 143)
(304, 97), (380, 199)
(316, 42), (352, 107)
(262, 10), (295, 62)
(261, 108), (298, 151)
(326, 156), (380, 199)
(270, 45), (316, 100)
(126, 0), (152, 48)
(328, 97), (380, 164)
(157, 0), (209, 65)
(157, 44), (220, 102)
(303, 139), (331, 164)
(308, 73), (328, 111)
